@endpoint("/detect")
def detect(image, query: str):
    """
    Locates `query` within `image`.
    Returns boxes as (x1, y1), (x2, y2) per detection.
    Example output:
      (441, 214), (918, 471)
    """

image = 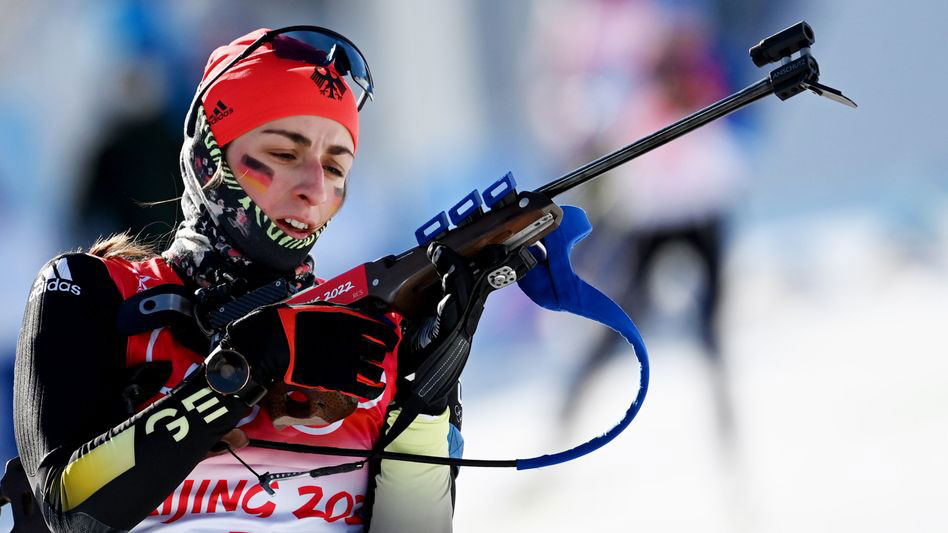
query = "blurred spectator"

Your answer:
(75, 59), (182, 250)
(529, 1), (748, 435)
